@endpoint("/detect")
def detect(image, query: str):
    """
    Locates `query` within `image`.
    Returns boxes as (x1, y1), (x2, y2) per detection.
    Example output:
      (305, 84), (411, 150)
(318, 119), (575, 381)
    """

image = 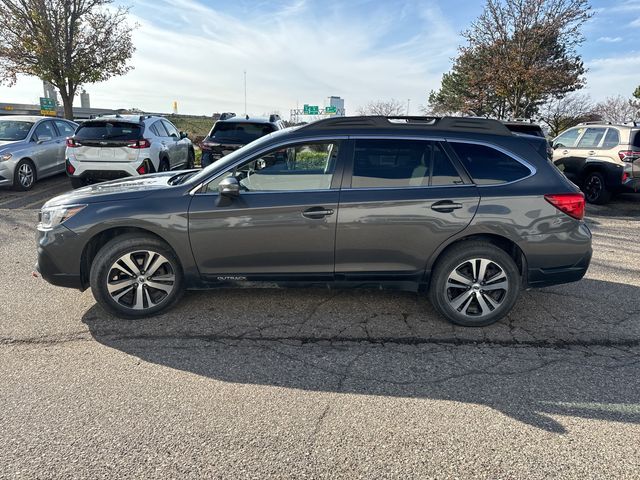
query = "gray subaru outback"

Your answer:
(35, 116), (592, 327)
